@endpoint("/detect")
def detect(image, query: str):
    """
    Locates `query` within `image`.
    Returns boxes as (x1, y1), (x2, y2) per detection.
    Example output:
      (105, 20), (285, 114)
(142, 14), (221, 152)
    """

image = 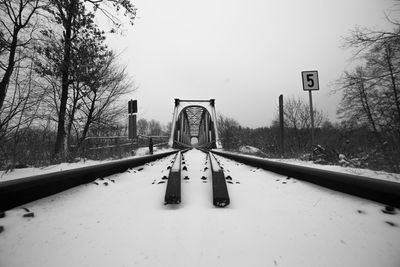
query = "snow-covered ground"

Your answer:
(0, 147), (173, 182)
(0, 149), (399, 267)
(268, 157), (400, 183)
(229, 146), (400, 183)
